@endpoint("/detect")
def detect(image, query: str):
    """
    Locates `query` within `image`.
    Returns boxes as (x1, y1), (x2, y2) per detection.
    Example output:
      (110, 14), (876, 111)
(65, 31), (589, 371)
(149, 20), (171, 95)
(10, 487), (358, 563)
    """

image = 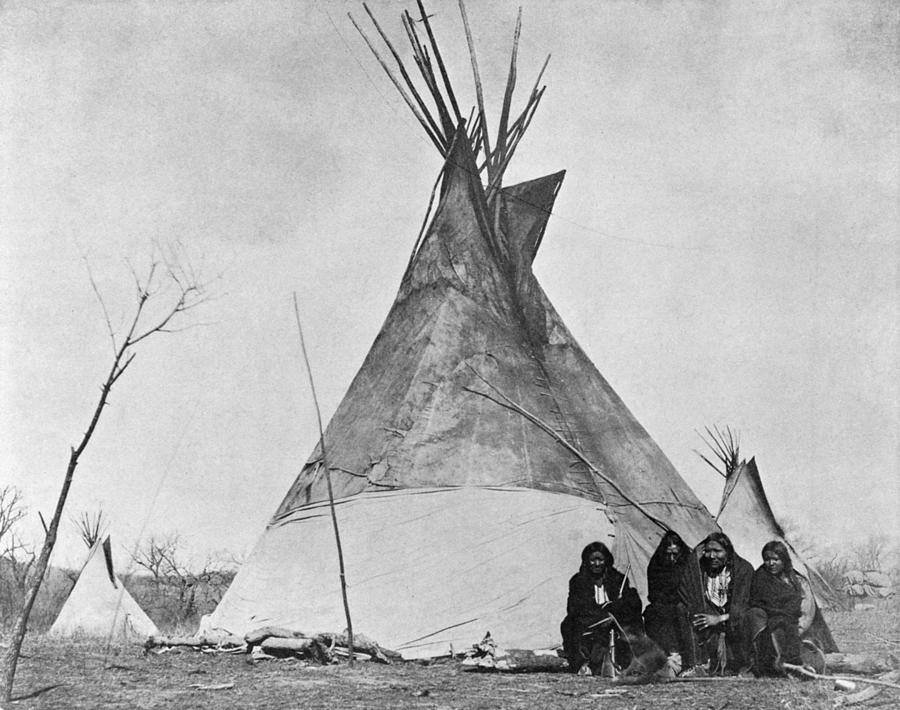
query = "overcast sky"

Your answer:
(1, 0), (897, 570)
